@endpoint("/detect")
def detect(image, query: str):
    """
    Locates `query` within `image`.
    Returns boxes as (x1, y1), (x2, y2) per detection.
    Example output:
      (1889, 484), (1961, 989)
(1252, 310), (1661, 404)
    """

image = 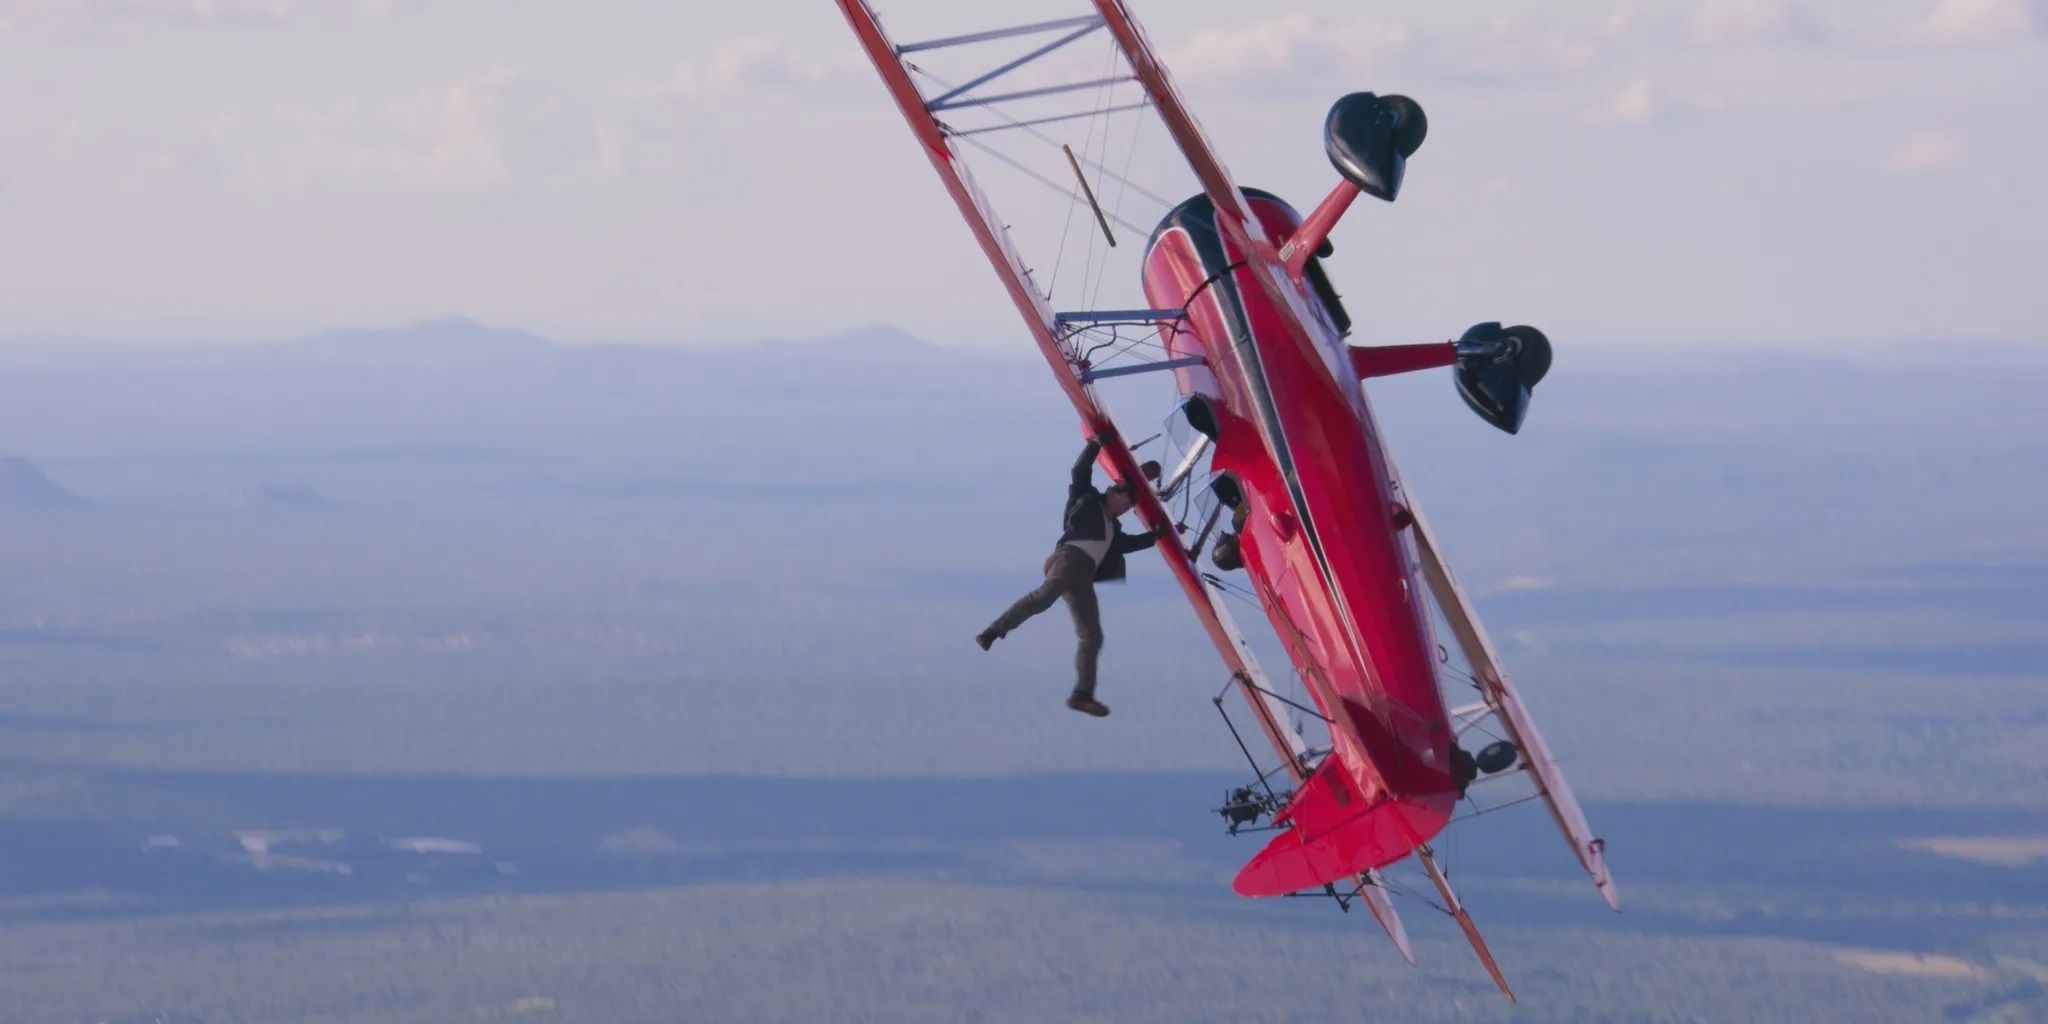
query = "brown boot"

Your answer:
(1066, 693), (1110, 717)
